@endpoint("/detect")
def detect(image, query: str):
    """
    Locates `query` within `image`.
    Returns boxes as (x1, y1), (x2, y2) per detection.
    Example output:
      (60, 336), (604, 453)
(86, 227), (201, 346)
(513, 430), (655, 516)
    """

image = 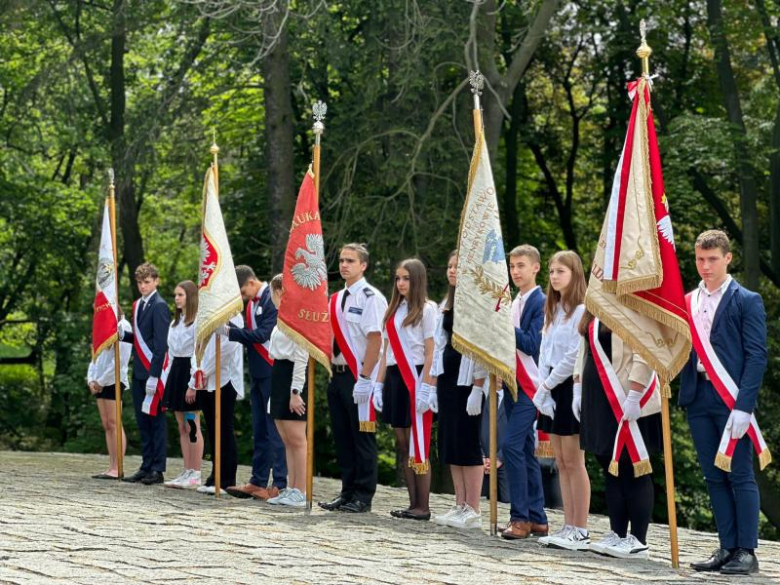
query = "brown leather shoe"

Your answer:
(226, 483), (265, 499)
(501, 520), (531, 540)
(266, 486), (280, 499)
(530, 522), (549, 536)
